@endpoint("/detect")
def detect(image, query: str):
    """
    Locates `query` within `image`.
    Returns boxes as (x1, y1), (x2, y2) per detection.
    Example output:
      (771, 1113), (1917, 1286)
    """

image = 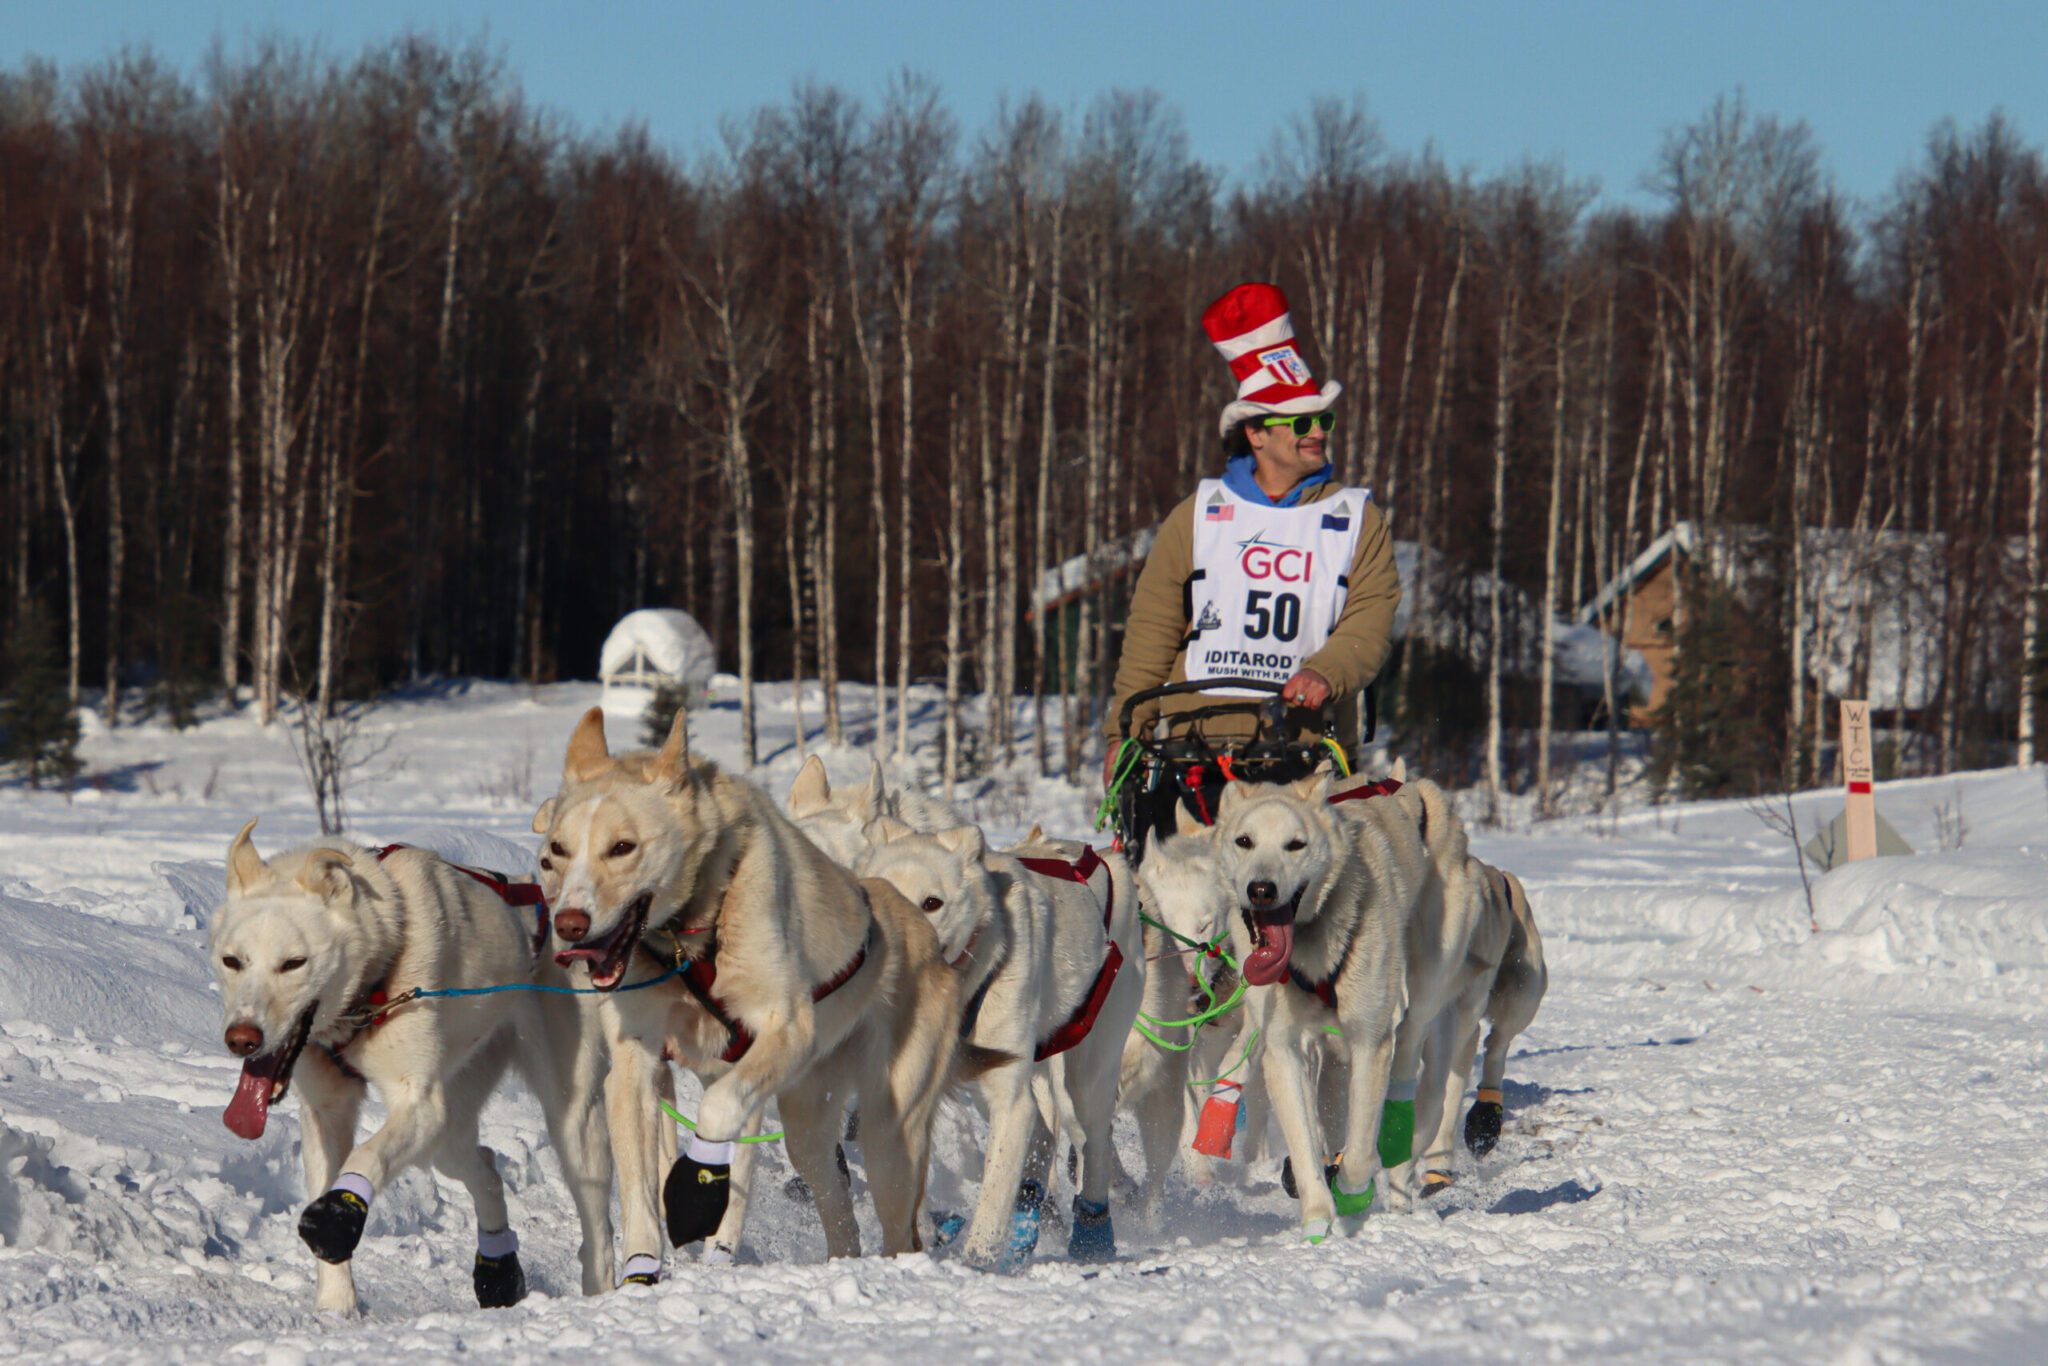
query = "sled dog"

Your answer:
(1413, 860), (1548, 1186)
(210, 823), (613, 1313)
(785, 753), (963, 868)
(860, 820), (1144, 1269)
(1117, 814), (1255, 1205)
(1213, 770), (1434, 1241)
(534, 709), (978, 1279)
